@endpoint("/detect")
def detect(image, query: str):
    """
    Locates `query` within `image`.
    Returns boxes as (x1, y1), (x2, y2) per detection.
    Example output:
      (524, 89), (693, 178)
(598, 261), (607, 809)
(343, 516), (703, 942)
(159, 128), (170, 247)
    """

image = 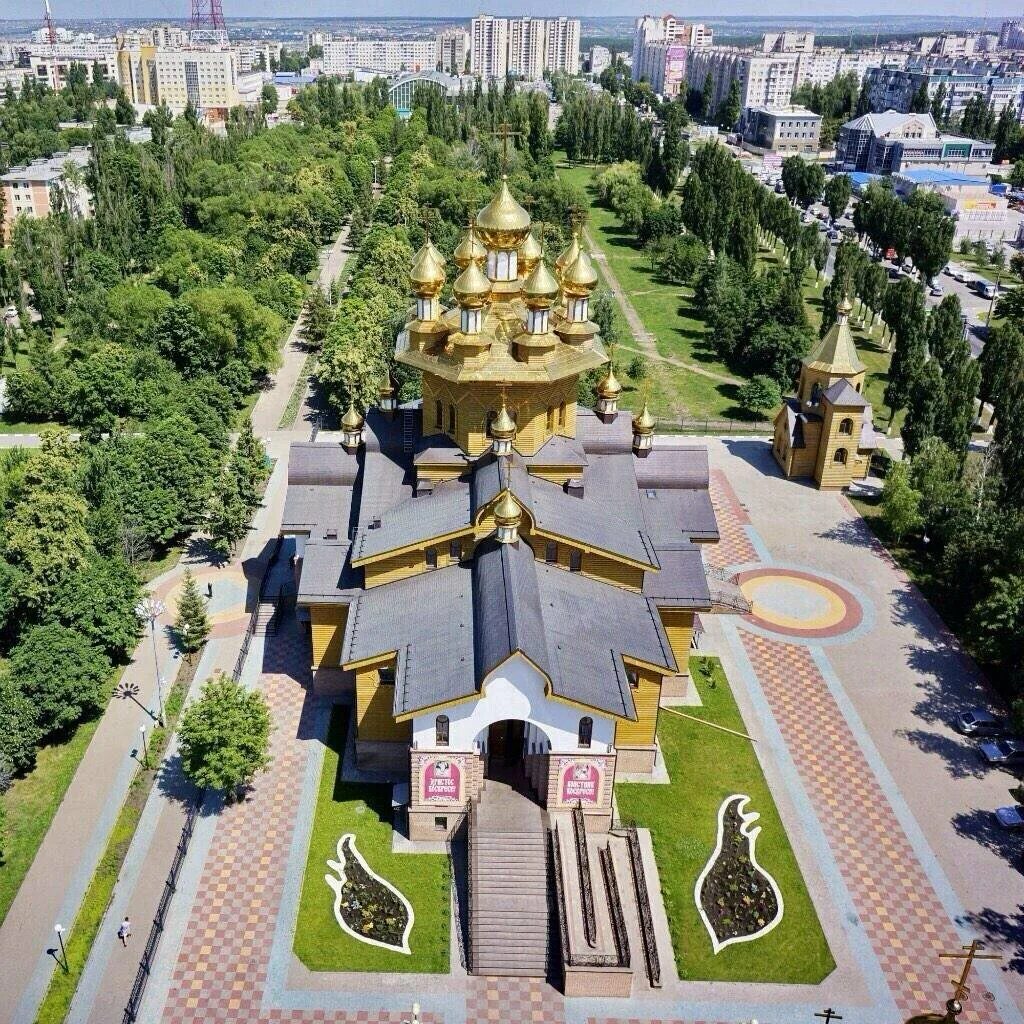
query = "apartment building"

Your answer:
(470, 15), (509, 79)
(436, 29), (470, 75)
(545, 17), (581, 75)
(631, 15), (712, 98)
(152, 48), (239, 115)
(232, 41), (281, 74)
(1, 147), (91, 243)
(1001, 19), (1024, 50)
(508, 18), (547, 80)
(470, 15), (580, 79)
(23, 45), (118, 90)
(321, 37), (436, 76)
(686, 48), (798, 111)
(588, 45), (612, 76)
